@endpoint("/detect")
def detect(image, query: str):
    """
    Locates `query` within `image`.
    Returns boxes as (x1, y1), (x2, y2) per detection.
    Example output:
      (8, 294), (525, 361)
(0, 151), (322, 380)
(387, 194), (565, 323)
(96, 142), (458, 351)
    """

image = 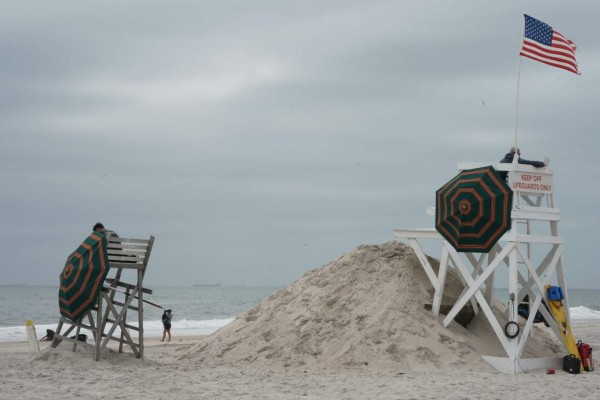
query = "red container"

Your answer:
(546, 369), (556, 374)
